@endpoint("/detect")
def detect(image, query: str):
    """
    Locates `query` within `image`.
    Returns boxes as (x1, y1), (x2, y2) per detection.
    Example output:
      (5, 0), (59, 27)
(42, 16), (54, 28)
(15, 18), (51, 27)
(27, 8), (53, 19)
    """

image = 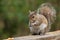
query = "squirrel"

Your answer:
(29, 3), (56, 35)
